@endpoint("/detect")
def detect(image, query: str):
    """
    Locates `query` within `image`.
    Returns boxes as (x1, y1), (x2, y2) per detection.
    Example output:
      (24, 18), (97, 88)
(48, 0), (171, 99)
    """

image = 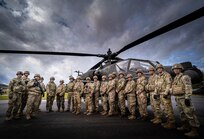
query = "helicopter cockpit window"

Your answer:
(115, 60), (129, 73)
(129, 60), (151, 74)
